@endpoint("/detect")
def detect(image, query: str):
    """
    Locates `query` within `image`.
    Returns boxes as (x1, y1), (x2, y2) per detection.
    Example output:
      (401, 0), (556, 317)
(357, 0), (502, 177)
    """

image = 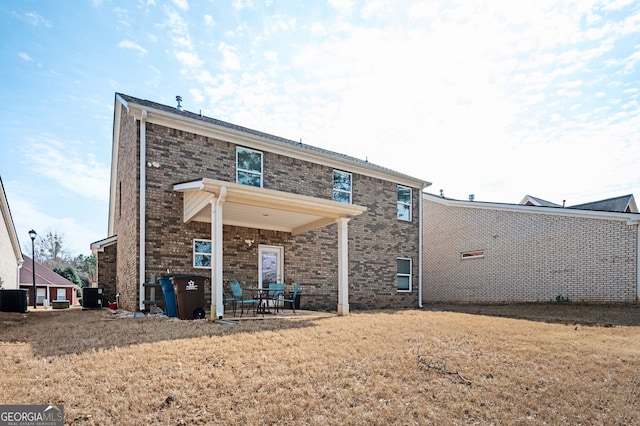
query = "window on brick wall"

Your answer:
(333, 170), (352, 203)
(397, 185), (412, 221)
(194, 239), (212, 268)
(461, 250), (484, 260)
(397, 258), (412, 292)
(236, 147), (263, 187)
